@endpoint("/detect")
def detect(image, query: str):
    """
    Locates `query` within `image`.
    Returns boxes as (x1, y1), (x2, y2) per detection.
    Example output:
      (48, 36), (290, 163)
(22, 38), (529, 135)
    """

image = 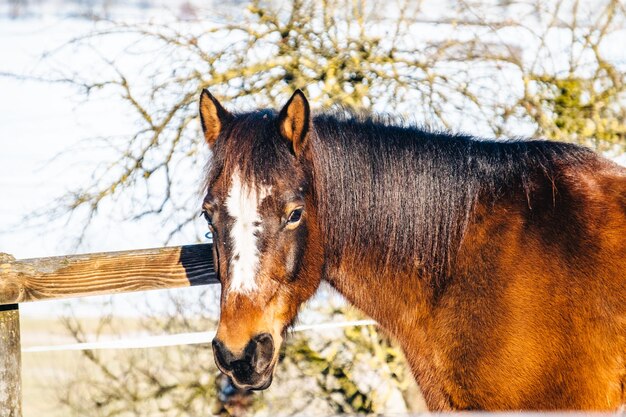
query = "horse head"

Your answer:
(199, 89), (323, 389)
